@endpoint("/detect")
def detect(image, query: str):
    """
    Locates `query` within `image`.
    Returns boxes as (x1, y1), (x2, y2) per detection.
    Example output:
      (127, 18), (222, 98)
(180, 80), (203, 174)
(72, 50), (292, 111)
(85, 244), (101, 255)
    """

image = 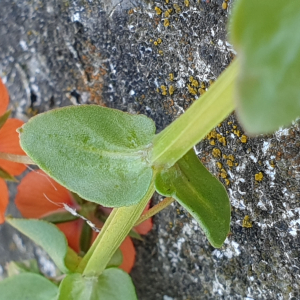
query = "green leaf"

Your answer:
(230, 0), (300, 134)
(42, 211), (78, 224)
(0, 166), (17, 181)
(0, 273), (58, 300)
(56, 268), (137, 300)
(6, 259), (40, 277)
(155, 149), (230, 248)
(19, 105), (155, 207)
(107, 248), (123, 268)
(6, 218), (80, 273)
(0, 109), (11, 130)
